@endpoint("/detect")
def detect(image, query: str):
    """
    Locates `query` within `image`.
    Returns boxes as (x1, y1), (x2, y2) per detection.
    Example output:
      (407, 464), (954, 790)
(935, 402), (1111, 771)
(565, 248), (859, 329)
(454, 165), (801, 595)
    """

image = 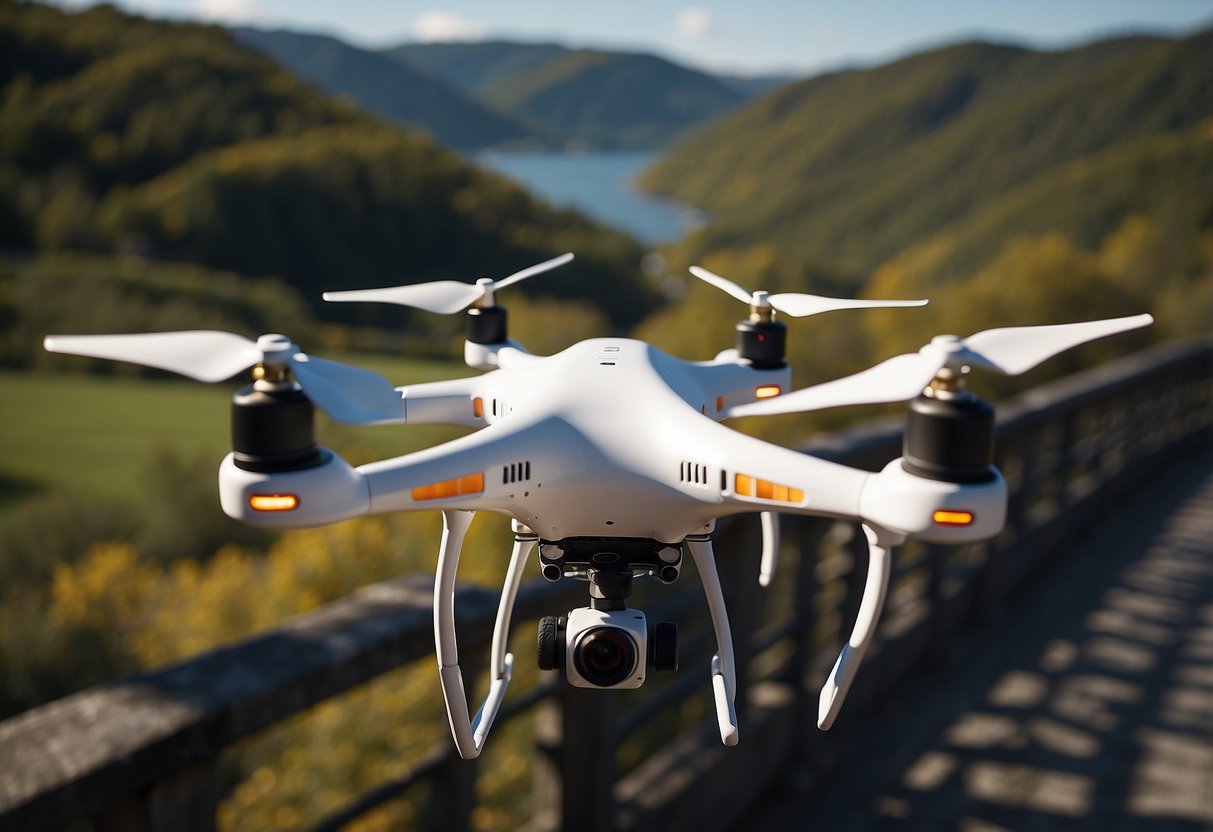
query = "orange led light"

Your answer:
(473, 397), (484, 418)
(755, 385), (782, 399)
(734, 473), (804, 504)
(716, 395), (724, 412)
(249, 494), (299, 512)
(933, 510), (975, 526)
(412, 471), (485, 502)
